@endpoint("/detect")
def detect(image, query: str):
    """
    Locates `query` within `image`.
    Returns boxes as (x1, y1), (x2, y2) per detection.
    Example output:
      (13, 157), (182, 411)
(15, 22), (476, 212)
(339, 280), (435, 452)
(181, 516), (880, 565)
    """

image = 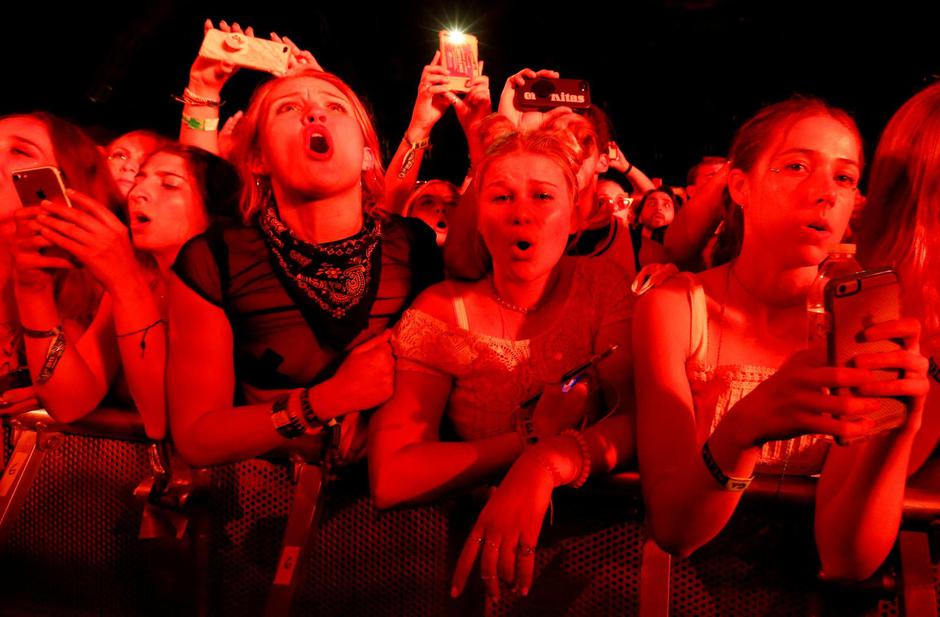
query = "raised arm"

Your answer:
(663, 162), (729, 270)
(608, 142), (655, 195)
(385, 52), (454, 214)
